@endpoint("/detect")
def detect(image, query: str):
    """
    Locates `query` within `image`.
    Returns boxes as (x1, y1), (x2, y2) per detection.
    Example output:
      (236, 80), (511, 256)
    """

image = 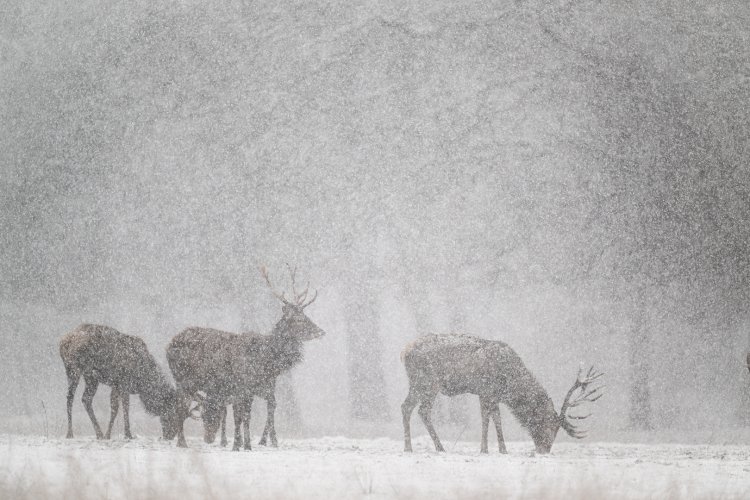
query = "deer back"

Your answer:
(167, 327), (245, 395)
(403, 334), (513, 397)
(61, 324), (157, 392)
